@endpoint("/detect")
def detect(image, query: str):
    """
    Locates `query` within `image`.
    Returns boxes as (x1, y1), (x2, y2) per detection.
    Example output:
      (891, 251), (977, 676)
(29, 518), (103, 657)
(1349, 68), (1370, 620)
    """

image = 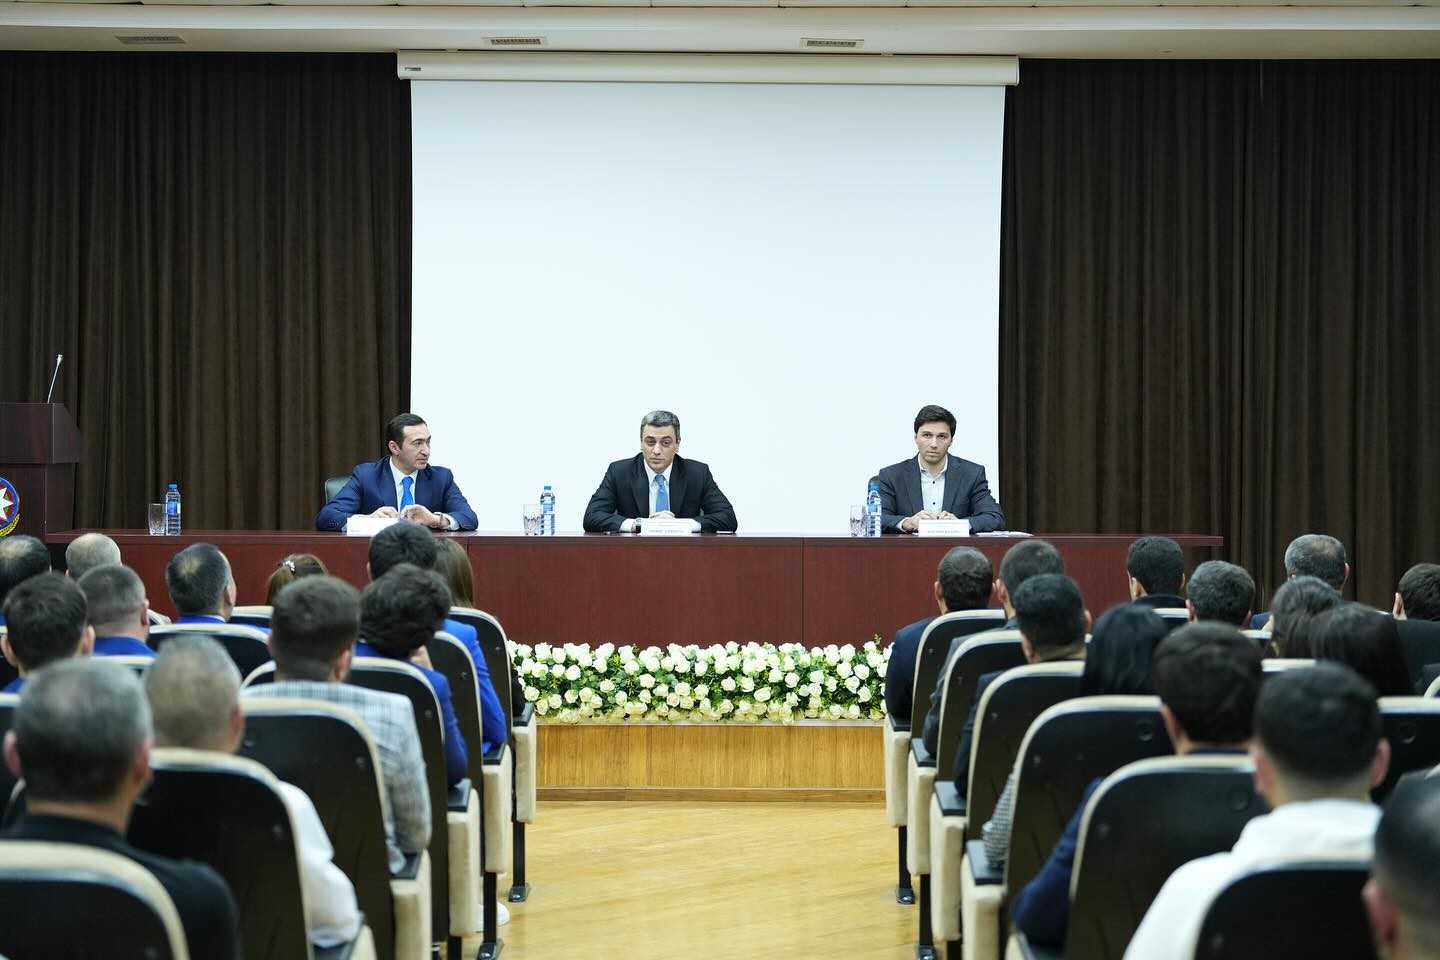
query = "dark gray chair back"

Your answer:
(1397, 619), (1440, 693)
(429, 631), (487, 785)
(1194, 861), (1376, 959)
(1376, 698), (1440, 803)
(911, 612), (1008, 742)
(447, 607), (516, 725)
(151, 623), (271, 683)
(323, 476), (349, 505)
